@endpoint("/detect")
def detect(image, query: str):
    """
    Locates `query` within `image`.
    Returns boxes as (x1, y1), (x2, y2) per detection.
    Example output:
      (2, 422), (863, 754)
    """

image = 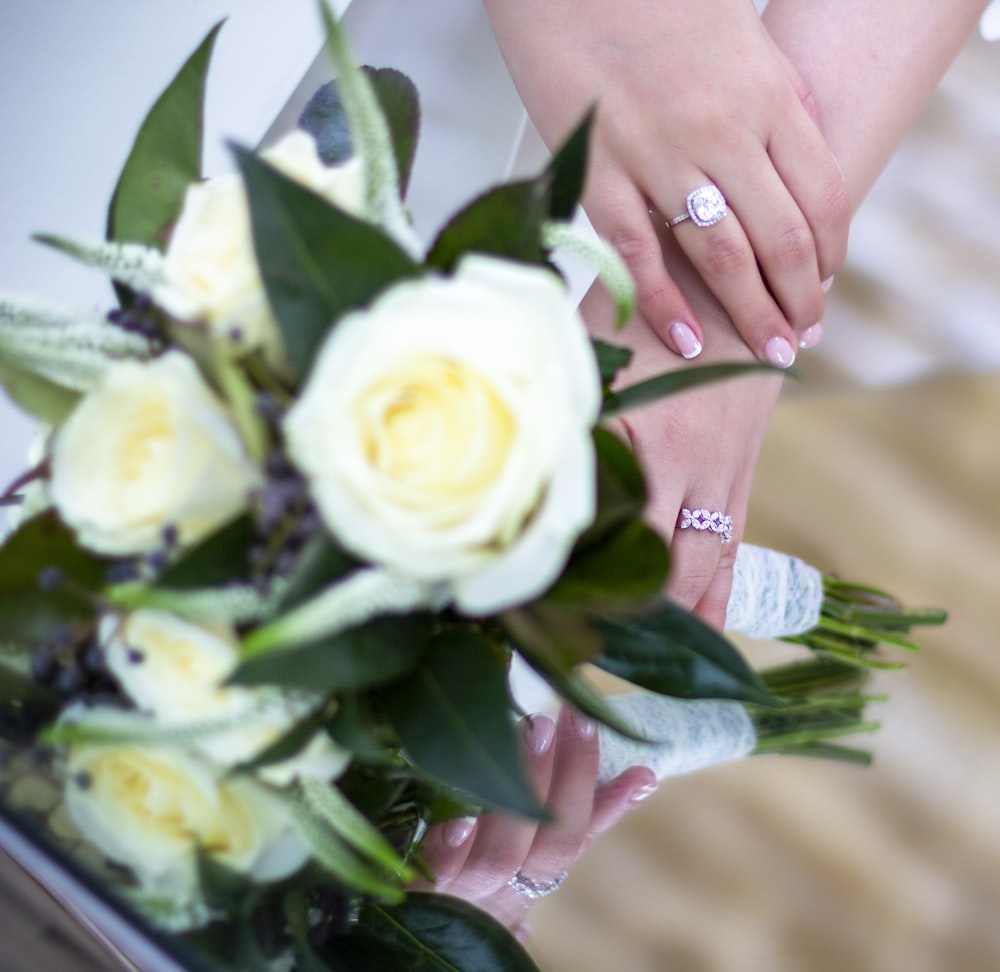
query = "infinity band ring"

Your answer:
(509, 869), (569, 900)
(669, 185), (728, 228)
(678, 508), (734, 543)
